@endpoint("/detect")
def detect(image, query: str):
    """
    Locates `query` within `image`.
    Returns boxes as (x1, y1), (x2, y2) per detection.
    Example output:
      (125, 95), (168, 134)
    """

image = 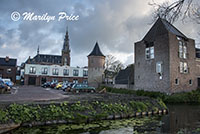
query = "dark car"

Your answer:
(41, 82), (51, 88)
(50, 82), (57, 88)
(71, 84), (96, 93)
